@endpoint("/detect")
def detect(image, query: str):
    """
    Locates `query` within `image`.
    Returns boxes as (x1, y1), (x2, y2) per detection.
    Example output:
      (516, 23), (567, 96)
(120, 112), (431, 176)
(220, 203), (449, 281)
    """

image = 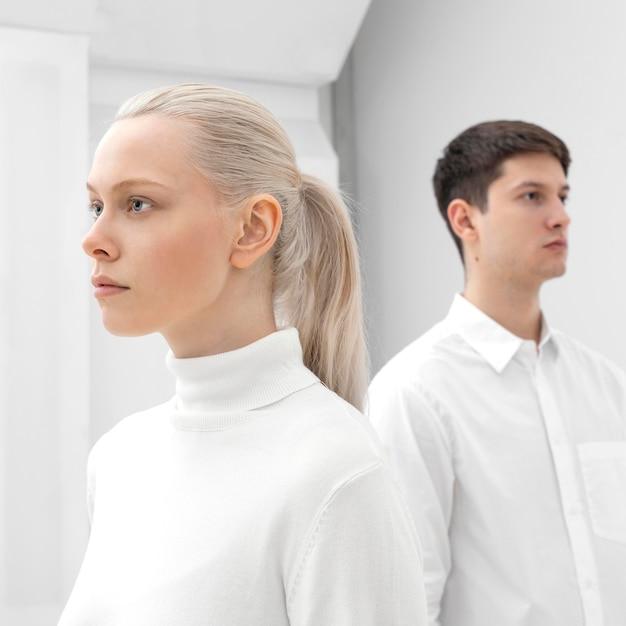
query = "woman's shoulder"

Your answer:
(90, 398), (175, 455)
(270, 381), (386, 476)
